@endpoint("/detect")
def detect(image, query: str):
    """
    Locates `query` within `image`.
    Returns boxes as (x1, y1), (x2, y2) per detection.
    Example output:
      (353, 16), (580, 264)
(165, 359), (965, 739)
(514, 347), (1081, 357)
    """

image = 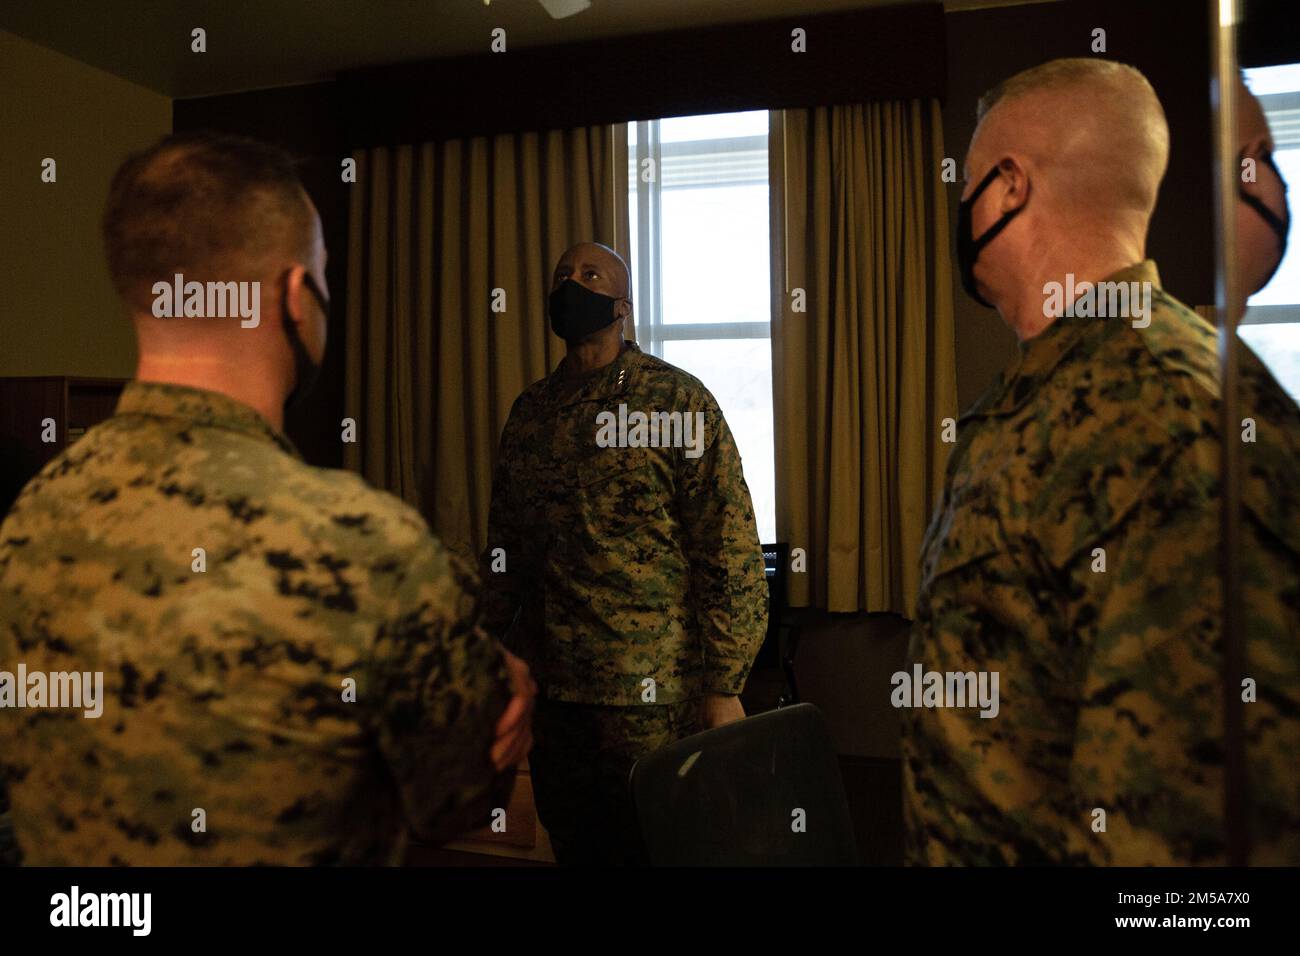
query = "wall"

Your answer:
(0, 30), (171, 378)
